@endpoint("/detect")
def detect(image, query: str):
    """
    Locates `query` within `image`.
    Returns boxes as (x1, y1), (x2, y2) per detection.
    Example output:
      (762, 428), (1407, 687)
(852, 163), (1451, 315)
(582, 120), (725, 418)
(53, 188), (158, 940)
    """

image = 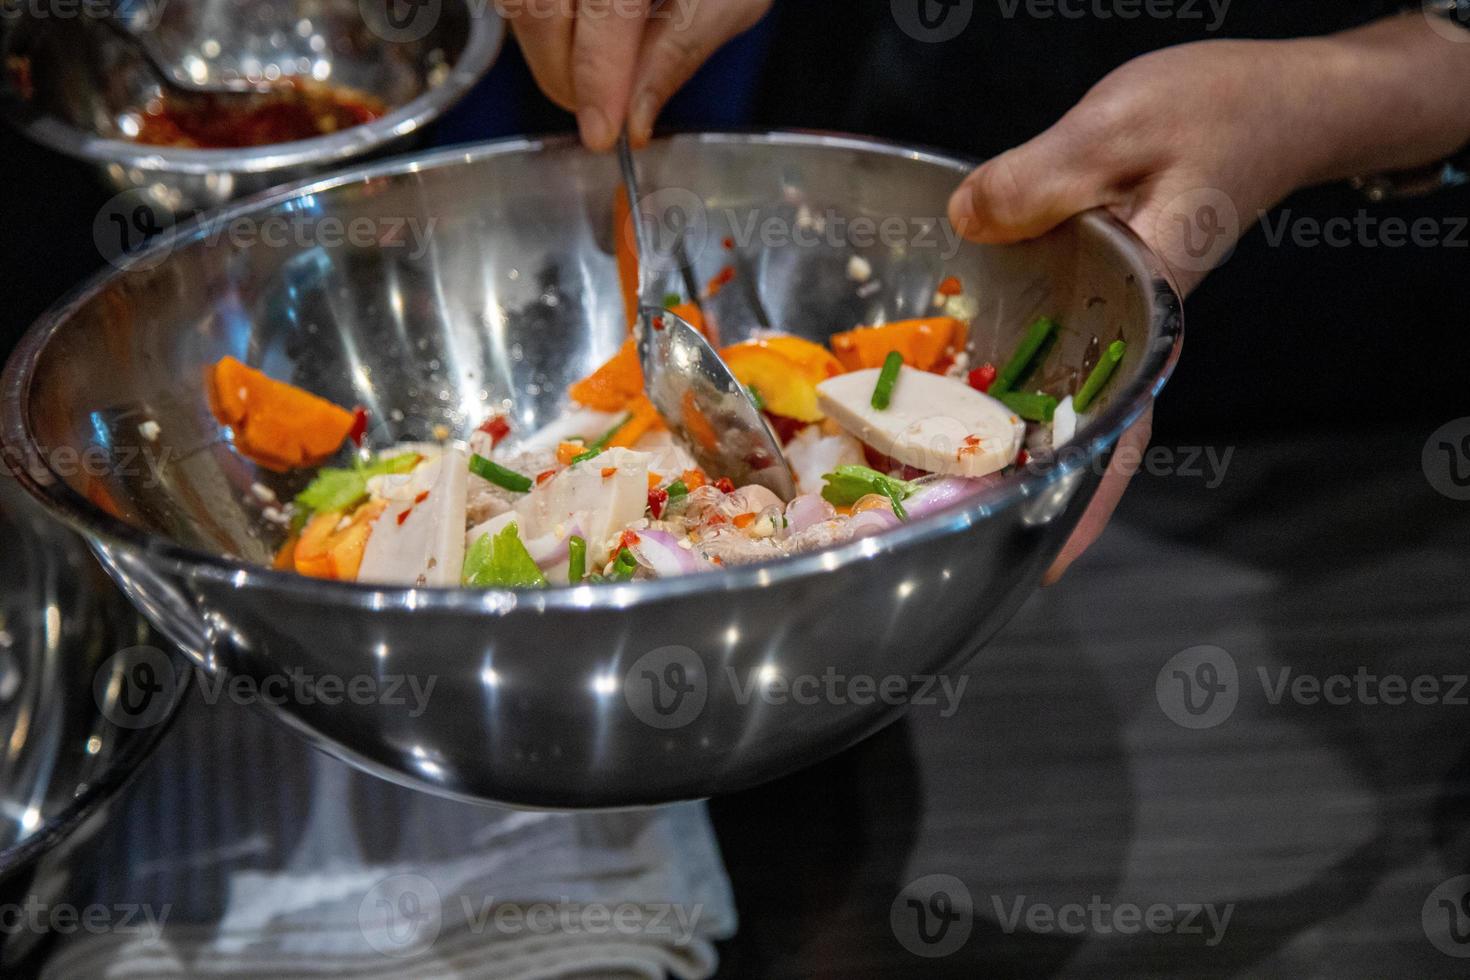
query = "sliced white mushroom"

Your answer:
(358, 445), (469, 587)
(513, 447), (650, 565)
(816, 367), (1024, 477)
(1051, 395), (1078, 448)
